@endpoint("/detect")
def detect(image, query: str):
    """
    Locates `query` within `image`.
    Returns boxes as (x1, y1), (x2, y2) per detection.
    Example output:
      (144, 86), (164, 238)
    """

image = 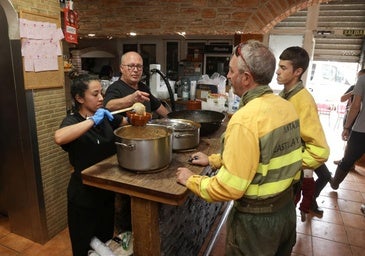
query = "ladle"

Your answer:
(111, 102), (146, 115)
